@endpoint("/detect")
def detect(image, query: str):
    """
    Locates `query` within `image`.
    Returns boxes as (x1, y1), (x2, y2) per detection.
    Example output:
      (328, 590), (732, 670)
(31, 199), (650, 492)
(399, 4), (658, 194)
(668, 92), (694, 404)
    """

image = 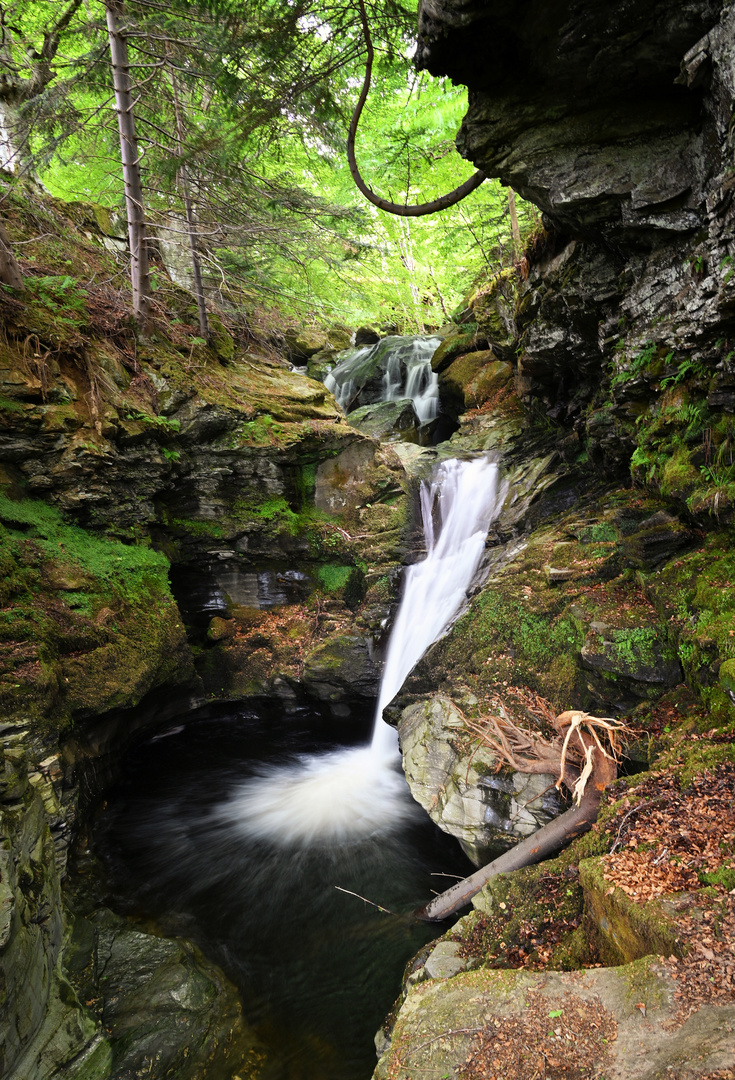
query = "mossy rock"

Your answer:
(306, 348), (339, 381)
(430, 325), (485, 373)
(438, 351), (511, 416)
(301, 633), (380, 702)
(286, 328), (327, 359)
(578, 857), (682, 965)
(208, 315), (235, 363)
(580, 624), (682, 706)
